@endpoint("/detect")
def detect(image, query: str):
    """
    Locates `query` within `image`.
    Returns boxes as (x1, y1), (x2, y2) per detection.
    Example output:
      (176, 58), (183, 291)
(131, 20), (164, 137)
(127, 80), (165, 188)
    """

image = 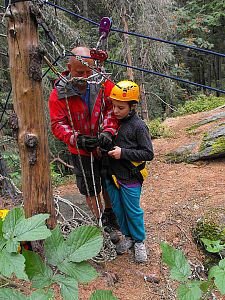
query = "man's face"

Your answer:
(68, 58), (93, 90)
